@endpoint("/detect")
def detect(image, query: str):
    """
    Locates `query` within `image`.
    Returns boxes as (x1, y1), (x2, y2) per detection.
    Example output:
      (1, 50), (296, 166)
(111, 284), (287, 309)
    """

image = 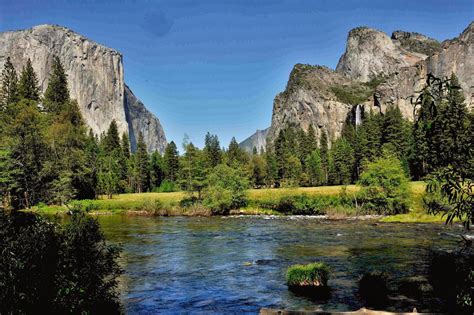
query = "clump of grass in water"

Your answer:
(286, 262), (330, 287)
